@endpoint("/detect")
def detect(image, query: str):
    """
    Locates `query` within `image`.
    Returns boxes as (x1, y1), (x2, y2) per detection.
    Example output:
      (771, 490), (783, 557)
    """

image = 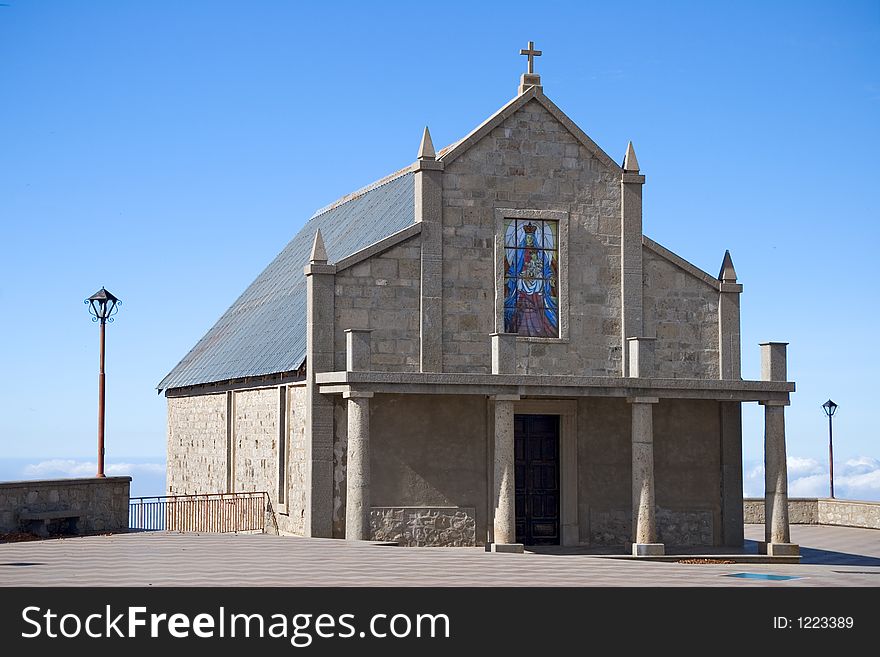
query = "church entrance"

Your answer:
(514, 414), (560, 545)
